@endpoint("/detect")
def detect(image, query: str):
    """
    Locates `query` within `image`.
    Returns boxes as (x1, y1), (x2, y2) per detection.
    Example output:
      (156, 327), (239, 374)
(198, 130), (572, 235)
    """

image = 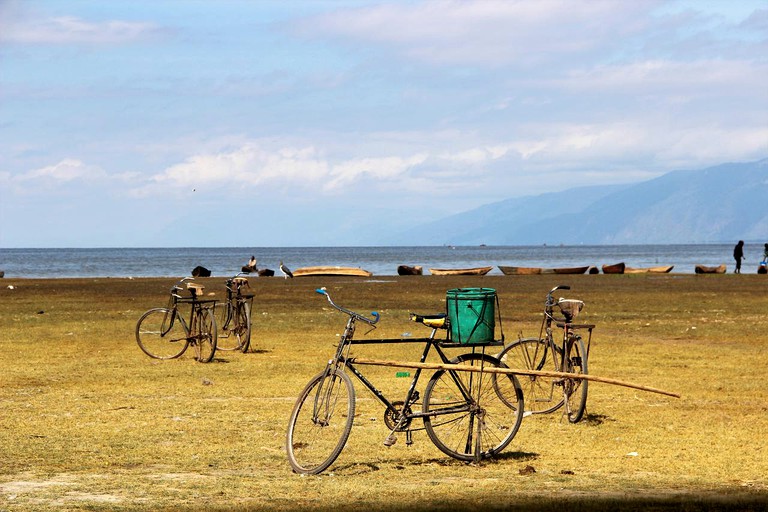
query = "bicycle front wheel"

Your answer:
(564, 336), (588, 423)
(135, 308), (189, 359)
(423, 353), (524, 462)
(191, 308), (217, 363)
(497, 337), (564, 414)
(286, 368), (355, 475)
